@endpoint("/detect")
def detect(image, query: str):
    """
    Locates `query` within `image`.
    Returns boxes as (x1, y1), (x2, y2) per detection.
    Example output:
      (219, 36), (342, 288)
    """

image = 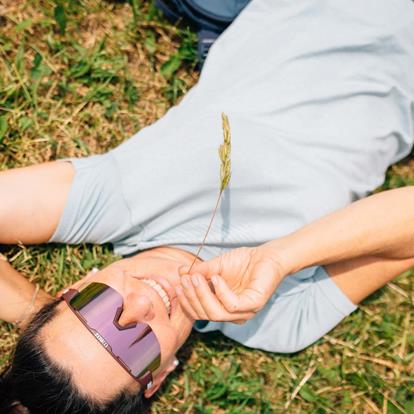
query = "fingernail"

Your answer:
(212, 275), (218, 285)
(191, 275), (199, 287)
(182, 276), (190, 289)
(92, 267), (99, 273)
(173, 358), (179, 367)
(175, 286), (183, 295)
